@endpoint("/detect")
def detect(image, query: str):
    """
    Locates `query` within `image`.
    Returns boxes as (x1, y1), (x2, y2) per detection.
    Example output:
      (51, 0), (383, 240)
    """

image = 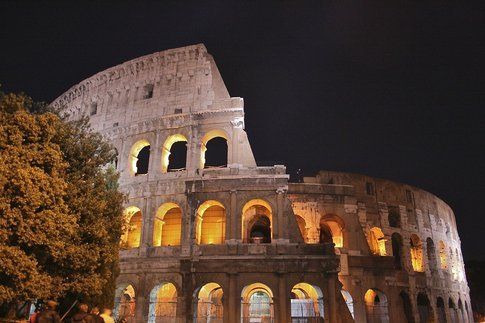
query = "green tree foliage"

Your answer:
(0, 91), (124, 318)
